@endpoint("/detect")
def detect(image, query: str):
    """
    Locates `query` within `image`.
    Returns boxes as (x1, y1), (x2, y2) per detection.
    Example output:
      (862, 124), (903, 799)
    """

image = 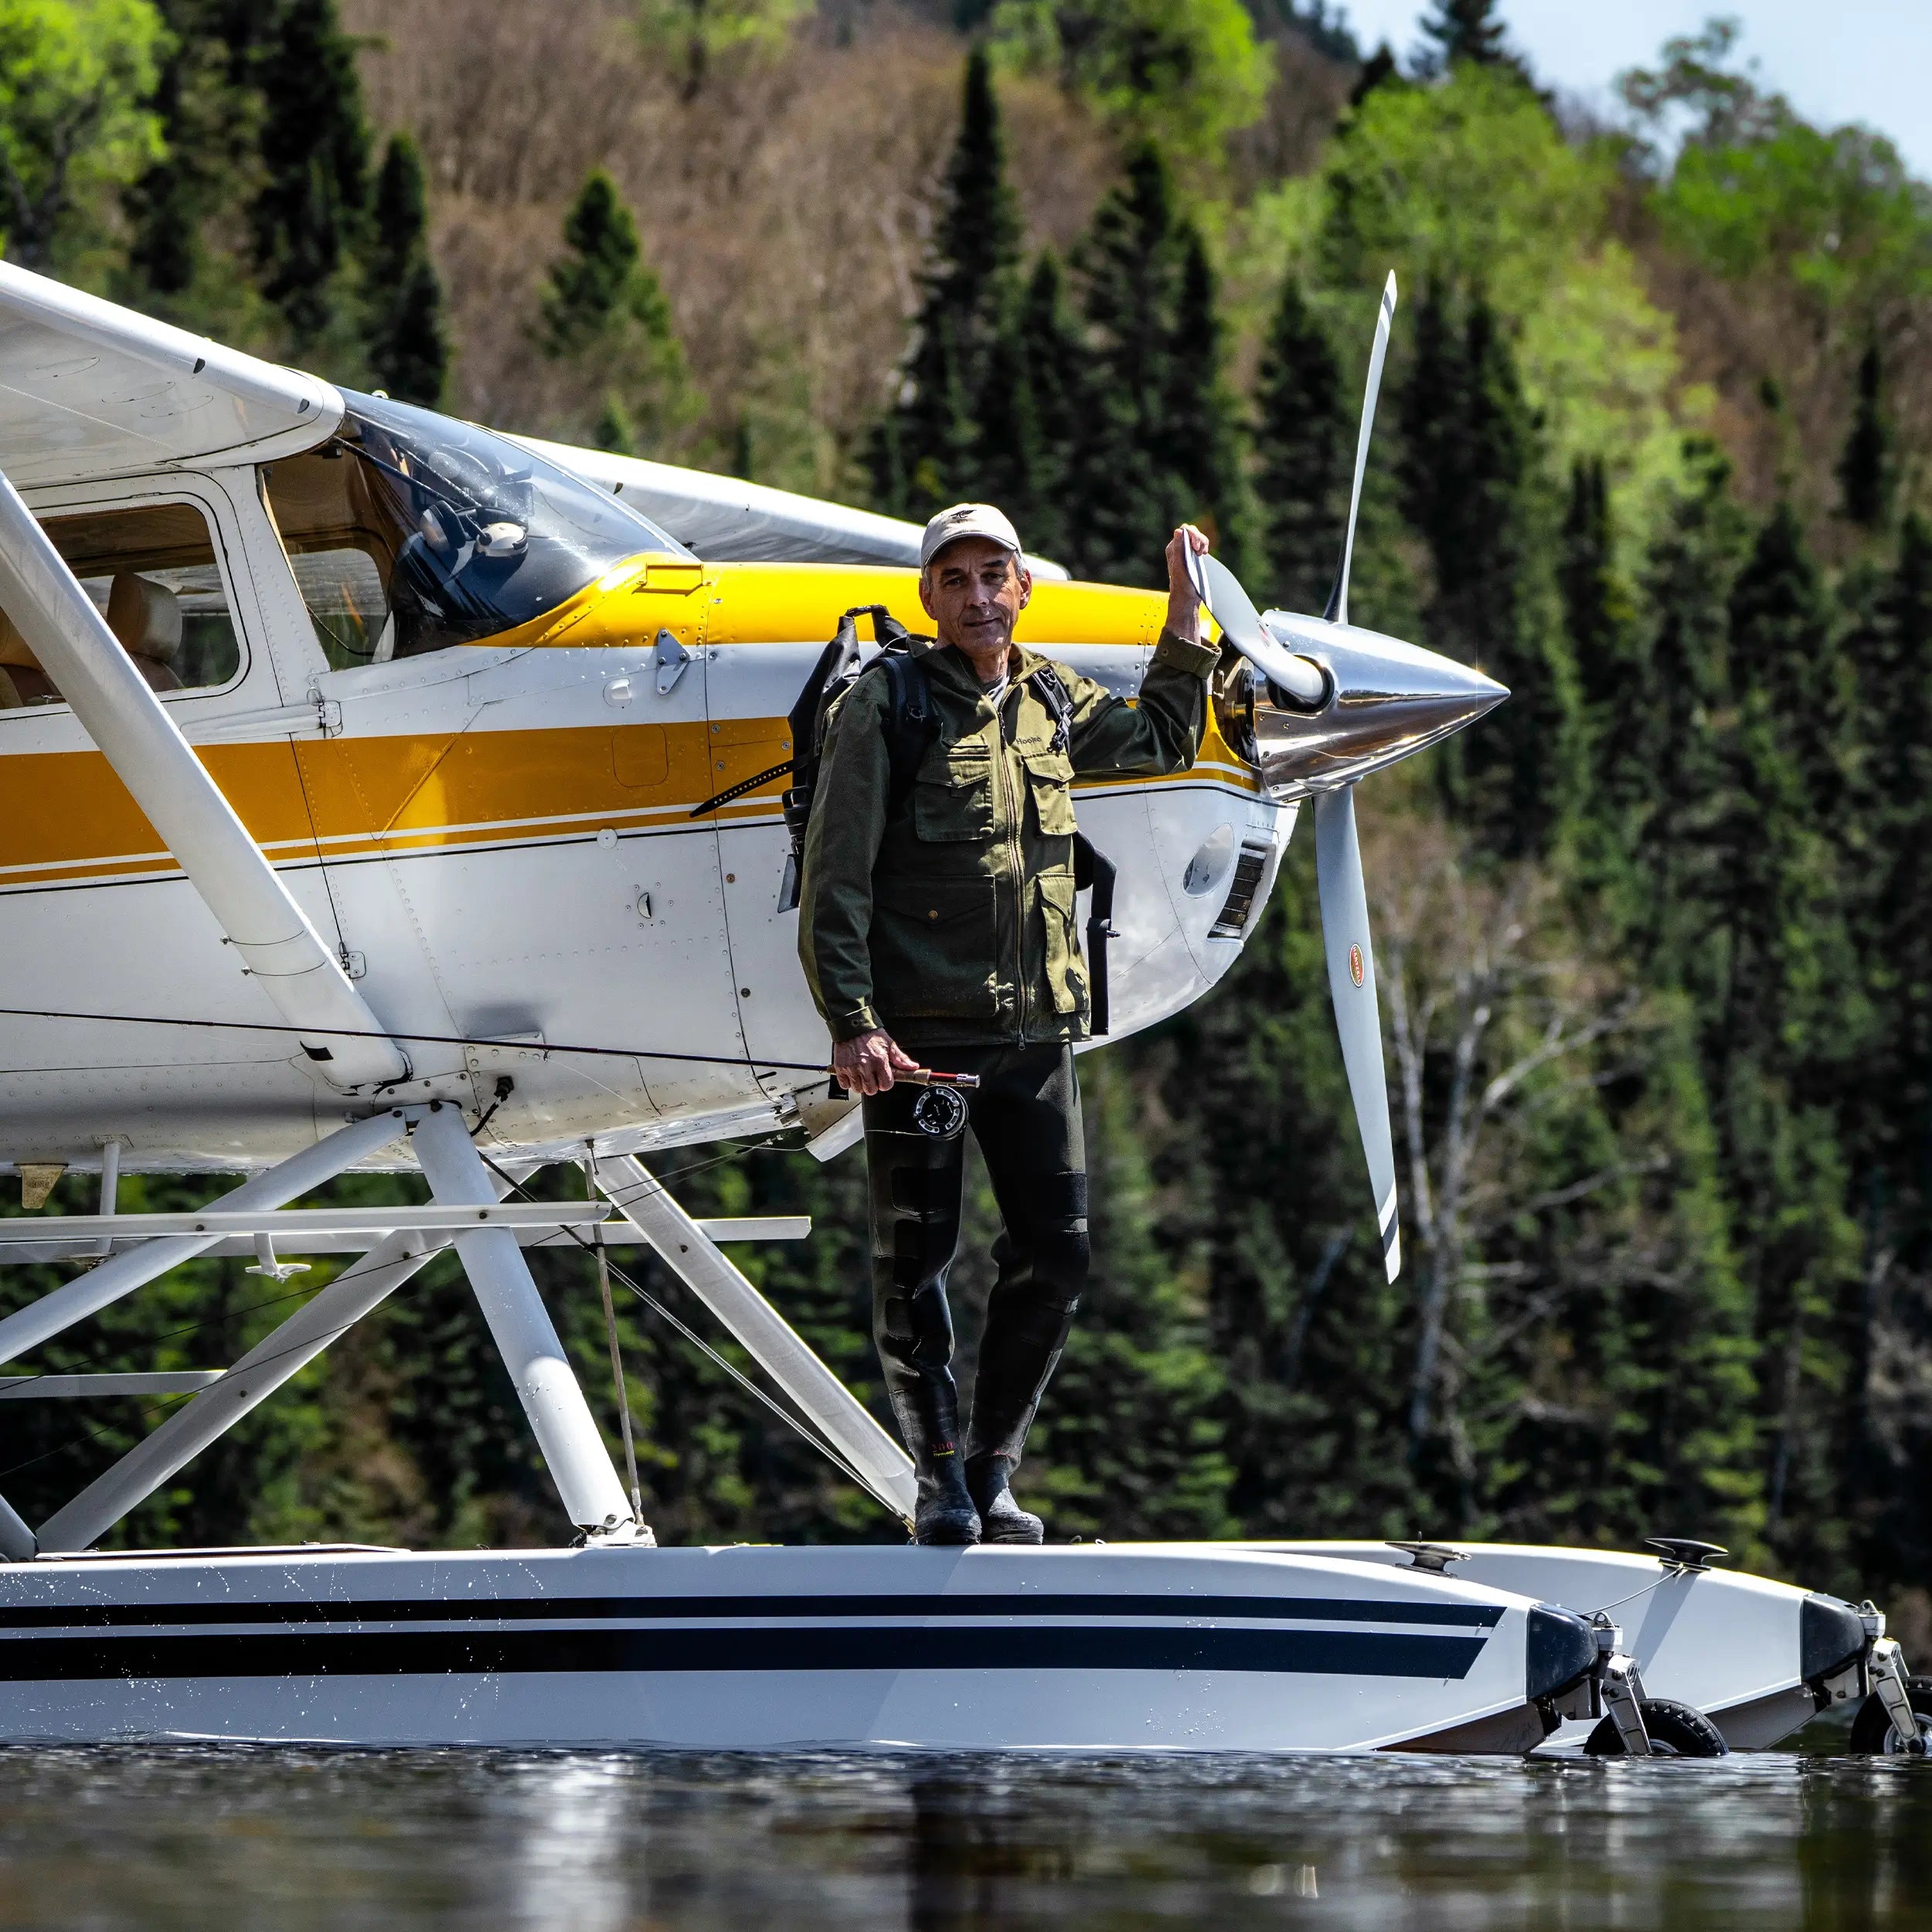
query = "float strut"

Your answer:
(413, 1107), (639, 1541)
